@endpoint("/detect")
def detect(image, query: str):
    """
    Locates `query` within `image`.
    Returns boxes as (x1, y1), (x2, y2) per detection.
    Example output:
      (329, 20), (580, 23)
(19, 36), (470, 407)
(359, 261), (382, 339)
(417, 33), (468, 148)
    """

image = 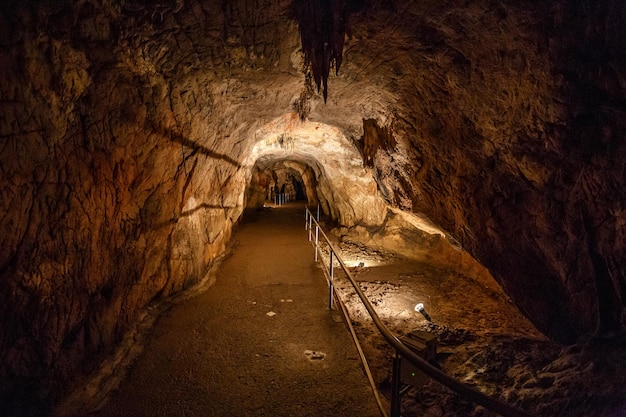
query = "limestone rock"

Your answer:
(0, 0), (624, 414)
